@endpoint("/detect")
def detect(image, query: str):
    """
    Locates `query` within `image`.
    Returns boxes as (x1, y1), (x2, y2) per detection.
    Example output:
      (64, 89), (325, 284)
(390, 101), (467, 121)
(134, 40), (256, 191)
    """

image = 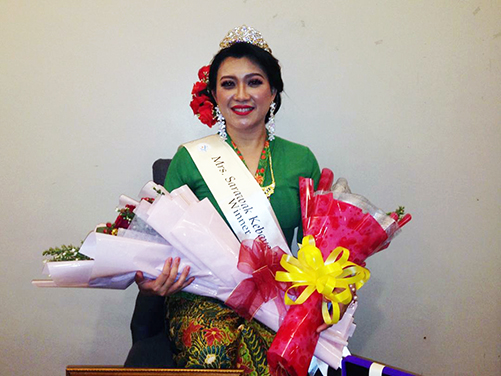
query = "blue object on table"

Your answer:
(342, 355), (419, 376)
